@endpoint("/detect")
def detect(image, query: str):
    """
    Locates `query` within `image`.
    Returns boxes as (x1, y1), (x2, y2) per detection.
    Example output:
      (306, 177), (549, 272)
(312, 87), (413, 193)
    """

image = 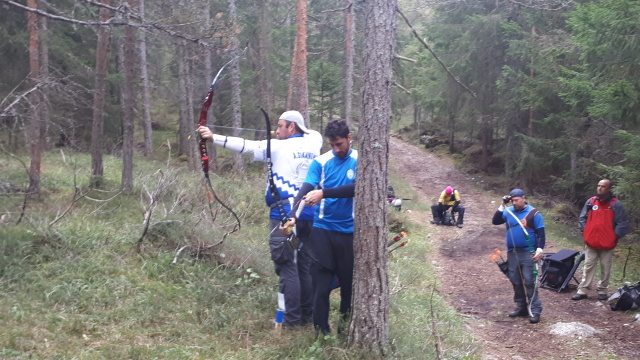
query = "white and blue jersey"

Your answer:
(304, 148), (358, 233)
(212, 131), (322, 220)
